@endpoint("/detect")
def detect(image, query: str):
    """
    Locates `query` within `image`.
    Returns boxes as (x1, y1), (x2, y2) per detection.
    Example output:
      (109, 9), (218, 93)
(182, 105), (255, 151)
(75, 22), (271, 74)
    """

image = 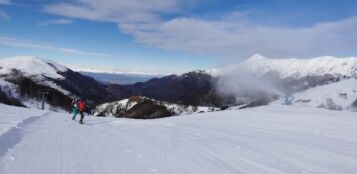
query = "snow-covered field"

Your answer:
(291, 79), (357, 109)
(272, 78), (357, 111)
(0, 104), (47, 136)
(1, 104), (357, 174)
